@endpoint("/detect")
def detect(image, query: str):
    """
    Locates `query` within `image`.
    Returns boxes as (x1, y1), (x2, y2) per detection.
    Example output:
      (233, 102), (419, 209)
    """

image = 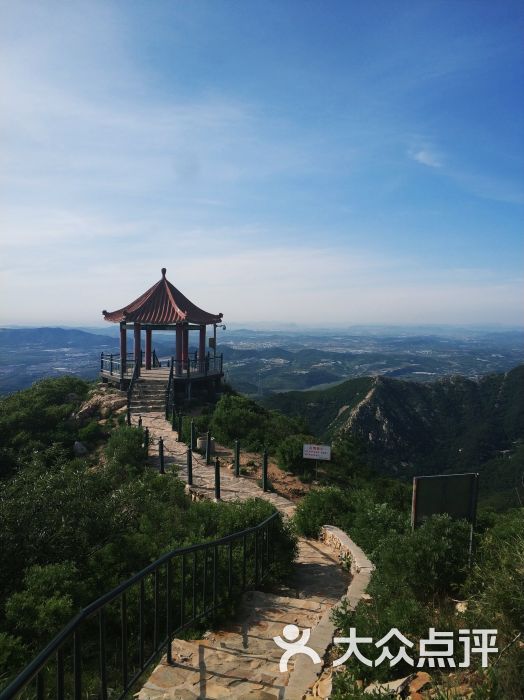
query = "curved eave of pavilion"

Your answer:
(102, 269), (223, 326)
